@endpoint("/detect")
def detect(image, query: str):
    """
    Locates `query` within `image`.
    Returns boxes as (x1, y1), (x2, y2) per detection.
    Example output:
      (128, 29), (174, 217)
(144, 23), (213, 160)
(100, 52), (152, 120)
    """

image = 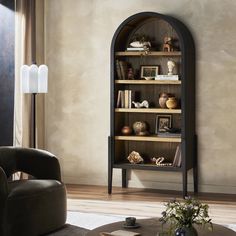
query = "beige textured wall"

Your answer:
(44, 0), (236, 194)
